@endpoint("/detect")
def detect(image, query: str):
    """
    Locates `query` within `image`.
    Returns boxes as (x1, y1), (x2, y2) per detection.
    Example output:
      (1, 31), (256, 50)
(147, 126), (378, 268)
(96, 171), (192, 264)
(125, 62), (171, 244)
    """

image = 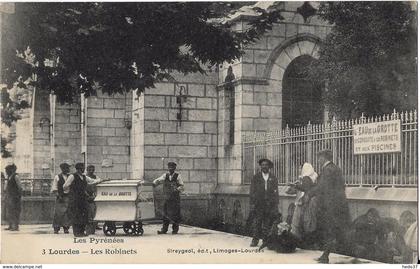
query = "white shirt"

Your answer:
(63, 173), (103, 192)
(51, 173), (70, 194)
(153, 172), (184, 192)
(86, 174), (102, 185)
(262, 172), (269, 190)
